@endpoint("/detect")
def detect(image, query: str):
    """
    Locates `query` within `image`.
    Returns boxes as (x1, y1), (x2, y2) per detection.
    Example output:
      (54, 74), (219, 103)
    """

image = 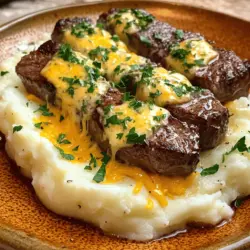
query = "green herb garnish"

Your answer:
(93, 152), (110, 183)
(126, 127), (146, 144)
(13, 125), (23, 133)
(56, 147), (75, 161)
(0, 71), (9, 76)
(34, 104), (54, 117)
(57, 133), (71, 145)
(200, 164), (219, 176)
